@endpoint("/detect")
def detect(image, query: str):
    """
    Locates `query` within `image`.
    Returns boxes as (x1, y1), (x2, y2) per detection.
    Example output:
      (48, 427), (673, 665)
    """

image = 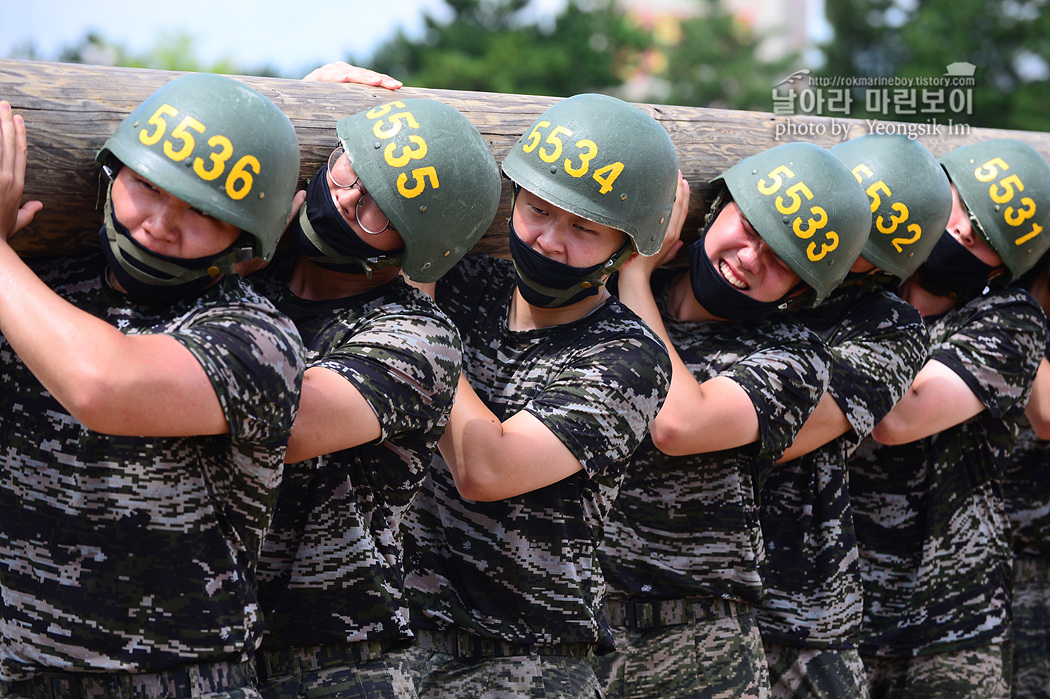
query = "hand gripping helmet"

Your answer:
(336, 98), (501, 283)
(939, 138), (1050, 281)
(714, 141), (871, 304)
(832, 134), (952, 282)
(501, 93), (679, 256)
(96, 73), (300, 263)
